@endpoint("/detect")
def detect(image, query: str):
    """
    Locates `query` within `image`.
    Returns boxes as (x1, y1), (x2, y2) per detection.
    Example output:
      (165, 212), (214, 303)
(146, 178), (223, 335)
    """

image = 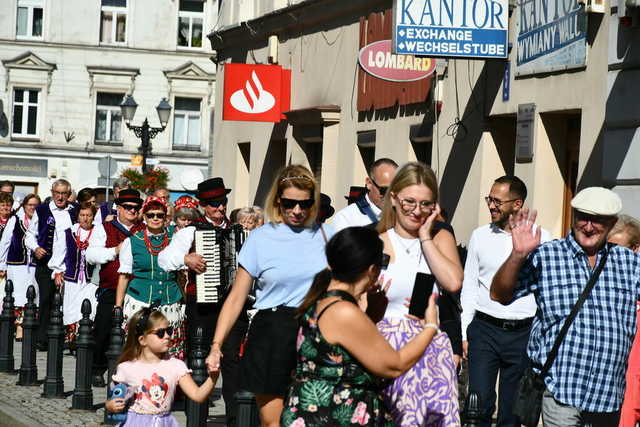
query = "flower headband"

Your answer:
(142, 195), (168, 213)
(175, 196), (199, 211)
